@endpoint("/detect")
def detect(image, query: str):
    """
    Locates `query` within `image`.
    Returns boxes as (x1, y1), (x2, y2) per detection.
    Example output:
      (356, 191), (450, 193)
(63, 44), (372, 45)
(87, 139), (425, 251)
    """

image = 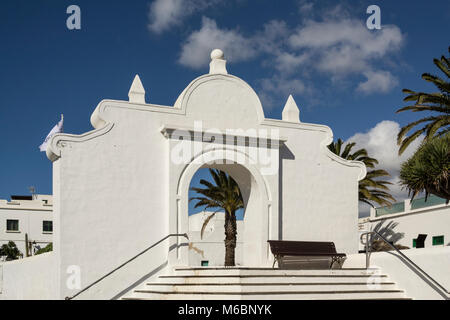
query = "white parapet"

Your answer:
(128, 74), (146, 104)
(282, 95), (300, 123)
